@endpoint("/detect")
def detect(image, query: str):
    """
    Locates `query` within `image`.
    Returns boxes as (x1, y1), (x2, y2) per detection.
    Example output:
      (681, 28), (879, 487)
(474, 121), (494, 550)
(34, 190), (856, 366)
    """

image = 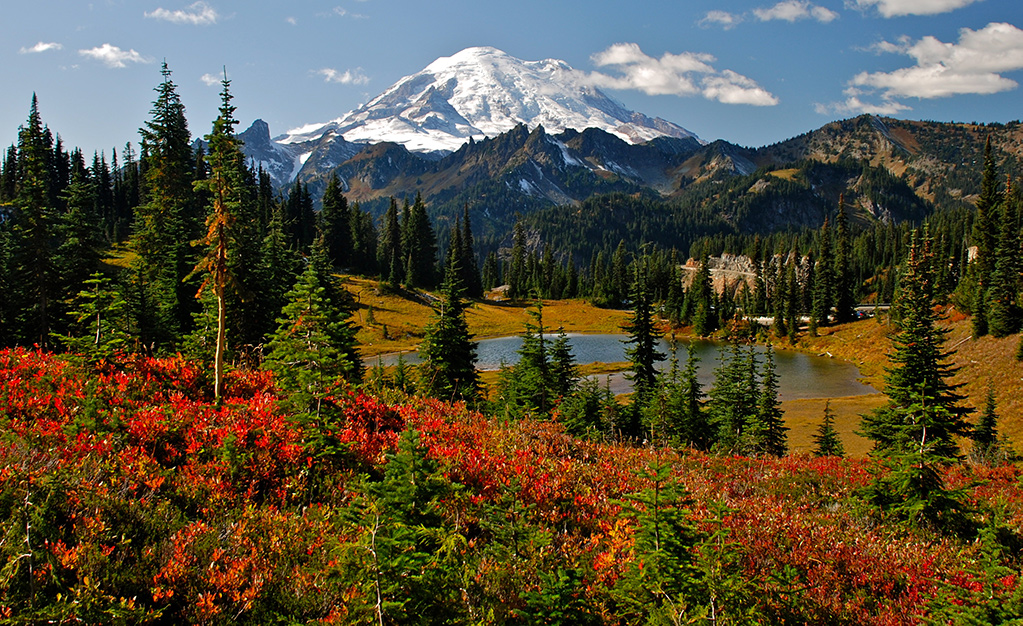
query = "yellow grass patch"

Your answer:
(768, 168), (800, 182)
(343, 276), (630, 358)
(782, 394), (885, 458)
